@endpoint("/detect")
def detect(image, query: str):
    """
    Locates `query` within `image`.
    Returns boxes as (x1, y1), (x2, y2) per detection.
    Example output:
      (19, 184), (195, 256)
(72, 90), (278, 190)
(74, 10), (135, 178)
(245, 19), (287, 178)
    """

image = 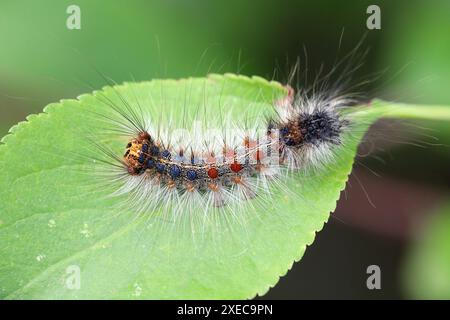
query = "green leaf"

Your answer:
(0, 74), (449, 299)
(403, 202), (450, 299)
